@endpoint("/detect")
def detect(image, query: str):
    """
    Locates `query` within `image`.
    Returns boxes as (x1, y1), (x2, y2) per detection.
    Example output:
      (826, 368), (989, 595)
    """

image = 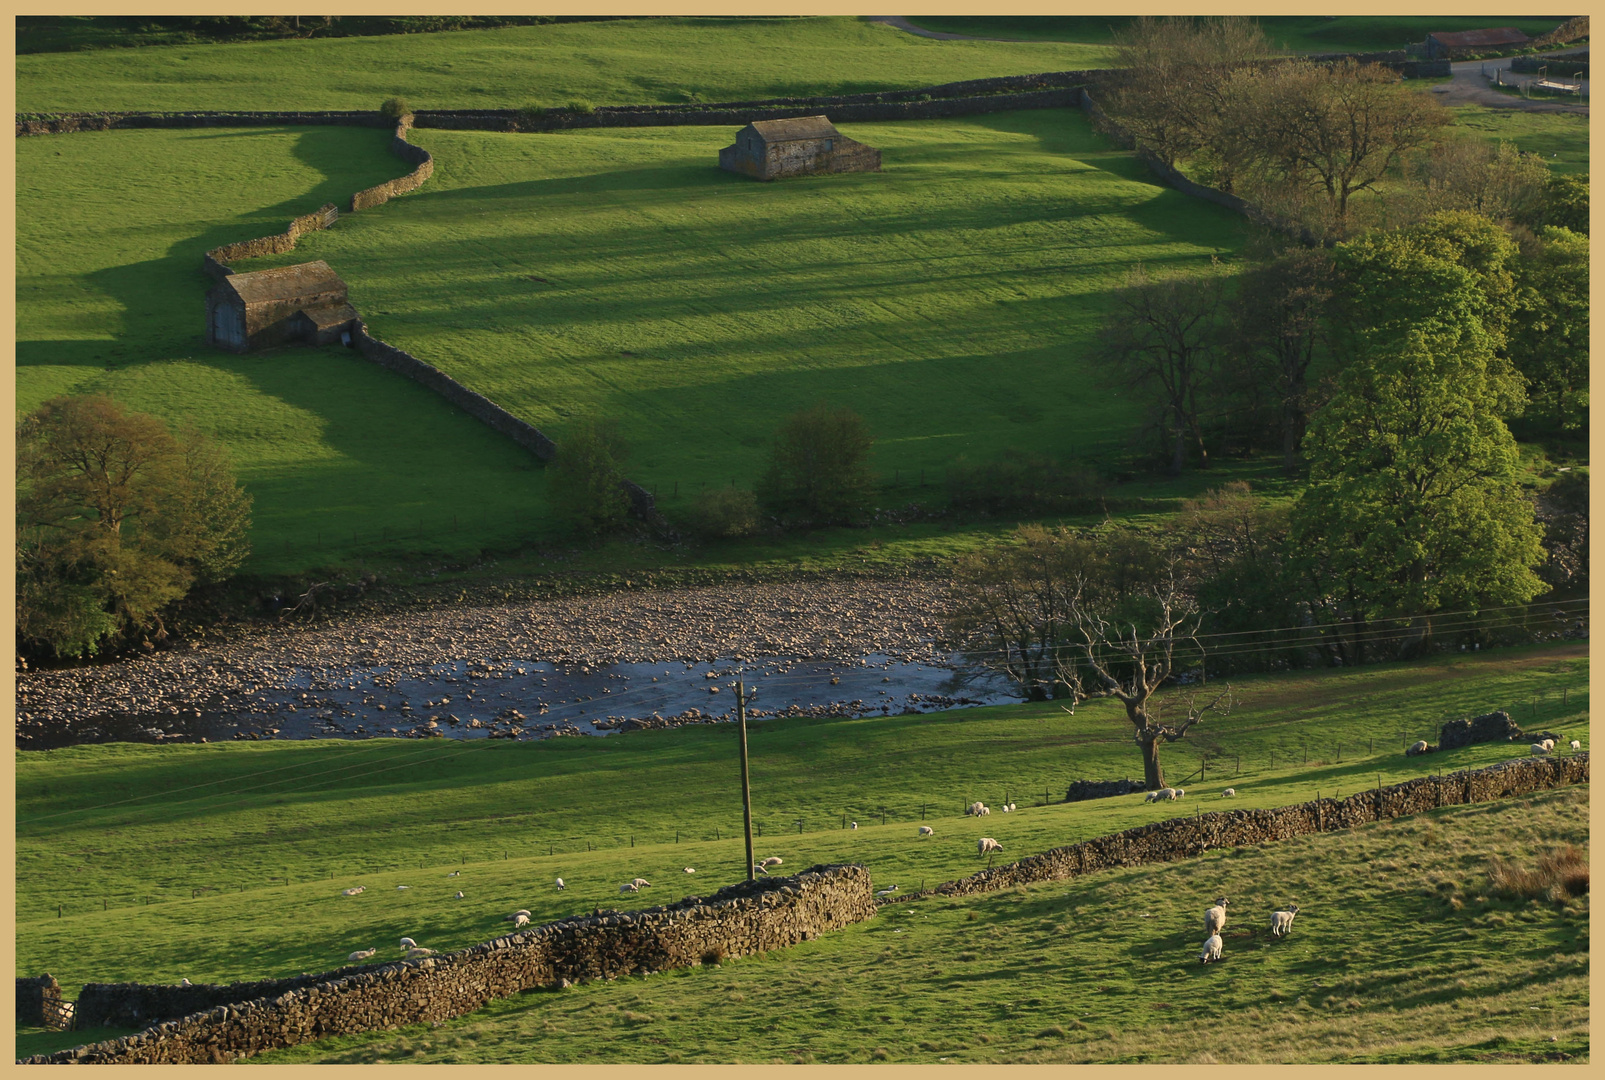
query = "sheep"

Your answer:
(399, 937), (418, 951)
(1199, 932), (1223, 964)
(978, 837), (1003, 855)
(1542, 738), (1556, 751)
(396, 885), (411, 891)
(179, 978), (193, 987)
(1006, 803), (1016, 812)
(1220, 788), (1236, 798)
(684, 867), (696, 874)
(1531, 742), (1552, 756)
(1173, 788), (1186, 800)
(1270, 904), (1301, 937)
(1408, 740), (1429, 755)
(1204, 898), (1230, 936)
(966, 802), (990, 817)
(348, 948), (377, 963)
(918, 825), (935, 837)
(341, 887), (365, 897)
(631, 877), (653, 888)
(447, 870), (460, 878)
(555, 877), (565, 890)
(505, 909), (531, 922)
(405, 947), (438, 960)
(1571, 740), (1581, 751)
(759, 858), (782, 871)
(1001, 804), (1011, 813)
(875, 885), (899, 898)
(512, 913), (529, 928)
(619, 882), (640, 893)
(1145, 787), (1178, 803)
(454, 891), (465, 900)
(850, 821), (858, 830)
